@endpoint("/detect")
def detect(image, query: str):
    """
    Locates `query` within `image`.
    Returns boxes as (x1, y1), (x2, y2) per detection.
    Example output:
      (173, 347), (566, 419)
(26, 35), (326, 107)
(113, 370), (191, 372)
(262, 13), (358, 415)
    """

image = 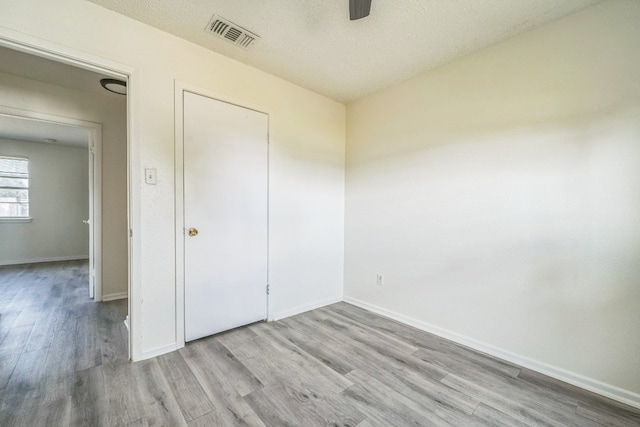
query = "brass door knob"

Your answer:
(188, 227), (198, 237)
